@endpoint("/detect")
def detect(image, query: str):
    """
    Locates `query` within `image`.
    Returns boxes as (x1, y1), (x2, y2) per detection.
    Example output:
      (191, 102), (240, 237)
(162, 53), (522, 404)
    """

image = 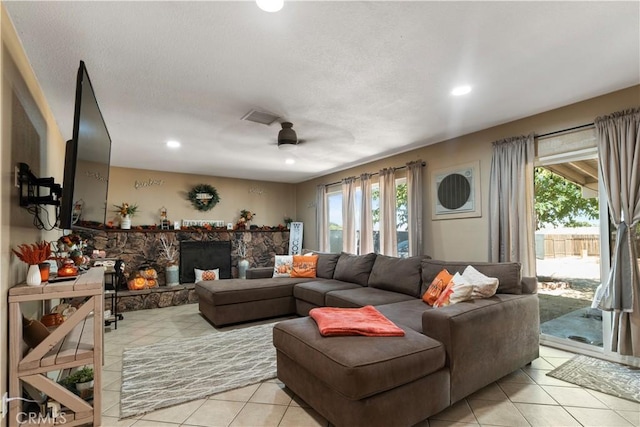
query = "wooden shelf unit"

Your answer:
(8, 268), (103, 427)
